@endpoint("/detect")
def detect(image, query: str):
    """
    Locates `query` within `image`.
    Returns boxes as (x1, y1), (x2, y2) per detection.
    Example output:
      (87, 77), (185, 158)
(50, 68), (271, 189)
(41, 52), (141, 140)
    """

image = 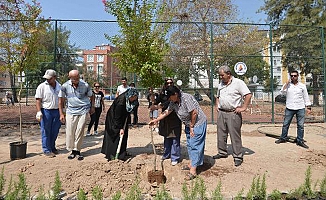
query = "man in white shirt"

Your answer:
(35, 69), (61, 157)
(275, 70), (312, 149)
(115, 77), (129, 97)
(214, 65), (252, 167)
